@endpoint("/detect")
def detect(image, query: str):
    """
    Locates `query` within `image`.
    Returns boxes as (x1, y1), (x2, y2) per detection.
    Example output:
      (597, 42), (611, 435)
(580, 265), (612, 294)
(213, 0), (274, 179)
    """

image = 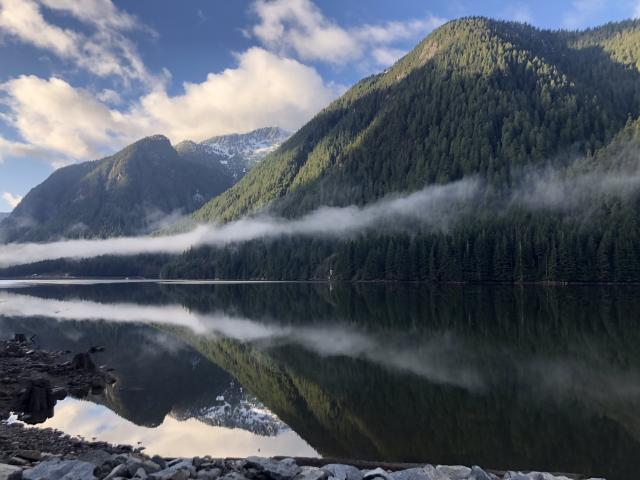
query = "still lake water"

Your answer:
(1, 280), (639, 479)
